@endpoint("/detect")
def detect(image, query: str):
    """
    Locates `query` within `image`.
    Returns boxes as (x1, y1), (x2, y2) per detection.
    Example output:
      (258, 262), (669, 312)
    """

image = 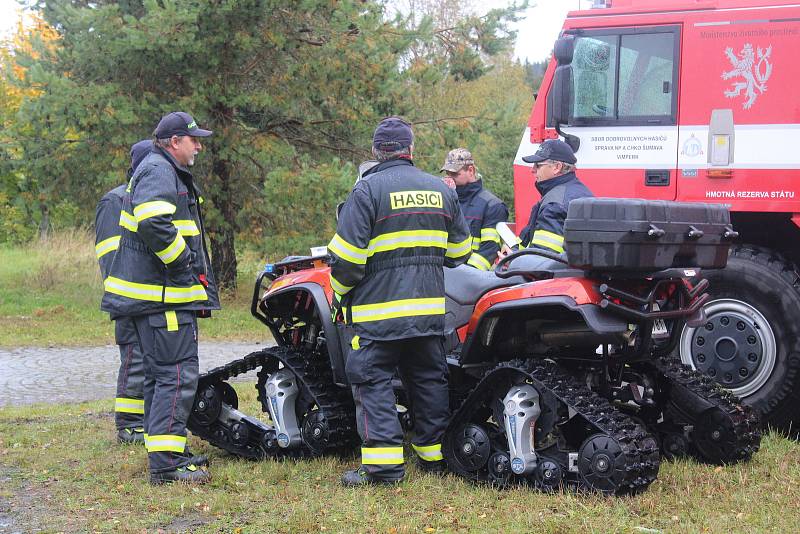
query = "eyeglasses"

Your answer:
(533, 162), (554, 170)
